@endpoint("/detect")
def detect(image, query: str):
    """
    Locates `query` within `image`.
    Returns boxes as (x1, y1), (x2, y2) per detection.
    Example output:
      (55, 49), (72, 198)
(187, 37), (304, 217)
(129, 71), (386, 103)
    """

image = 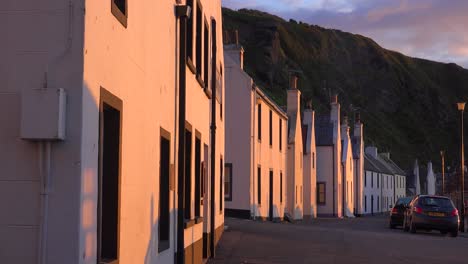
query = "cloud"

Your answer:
(222, 0), (468, 68)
